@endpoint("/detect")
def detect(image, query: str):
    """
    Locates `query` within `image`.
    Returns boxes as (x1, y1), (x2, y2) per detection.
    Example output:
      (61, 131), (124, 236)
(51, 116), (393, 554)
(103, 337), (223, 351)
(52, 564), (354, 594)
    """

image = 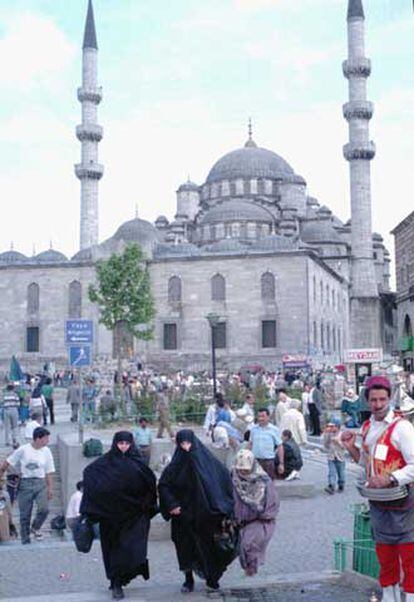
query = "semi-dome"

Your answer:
(35, 249), (68, 263)
(301, 220), (341, 244)
(206, 141), (295, 184)
(71, 248), (93, 262)
(200, 200), (274, 225)
(0, 250), (28, 264)
(251, 234), (296, 252)
(112, 217), (160, 245)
